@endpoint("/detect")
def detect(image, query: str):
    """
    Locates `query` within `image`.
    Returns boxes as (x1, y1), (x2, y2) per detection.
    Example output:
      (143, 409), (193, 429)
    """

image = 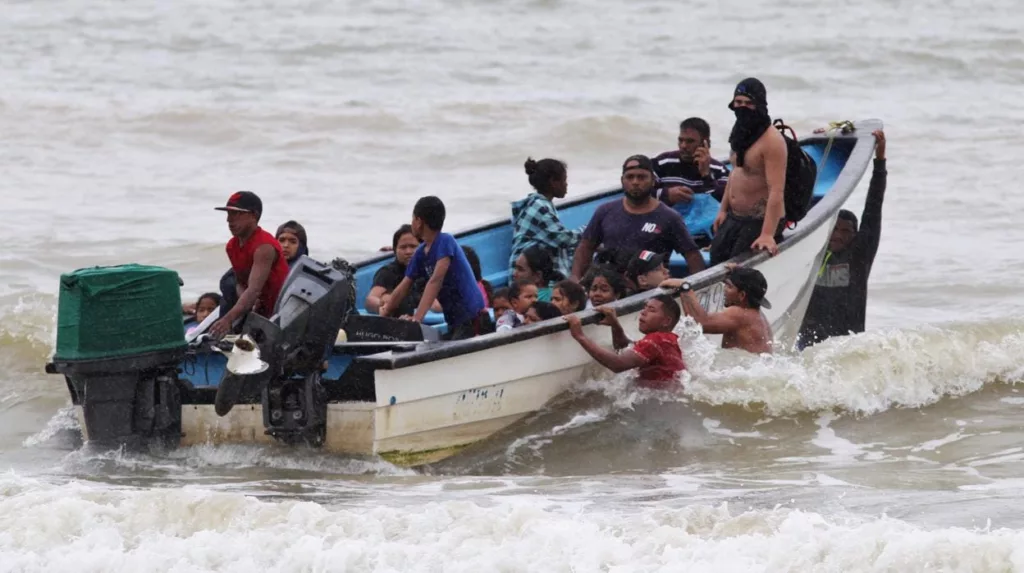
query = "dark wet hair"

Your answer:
(650, 293), (681, 330)
(519, 245), (565, 285)
(413, 196), (446, 231)
(492, 287), (510, 302)
(508, 279), (538, 301)
(392, 224), (416, 251)
(680, 117), (711, 141)
(553, 280), (587, 313)
(524, 157), (567, 198)
(196, 292), (222, 308)
(583, 266), (628, 300)
(837, 209), (859, 231)
(462, 246), (493, 302)
(528, 301), (562, 322)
